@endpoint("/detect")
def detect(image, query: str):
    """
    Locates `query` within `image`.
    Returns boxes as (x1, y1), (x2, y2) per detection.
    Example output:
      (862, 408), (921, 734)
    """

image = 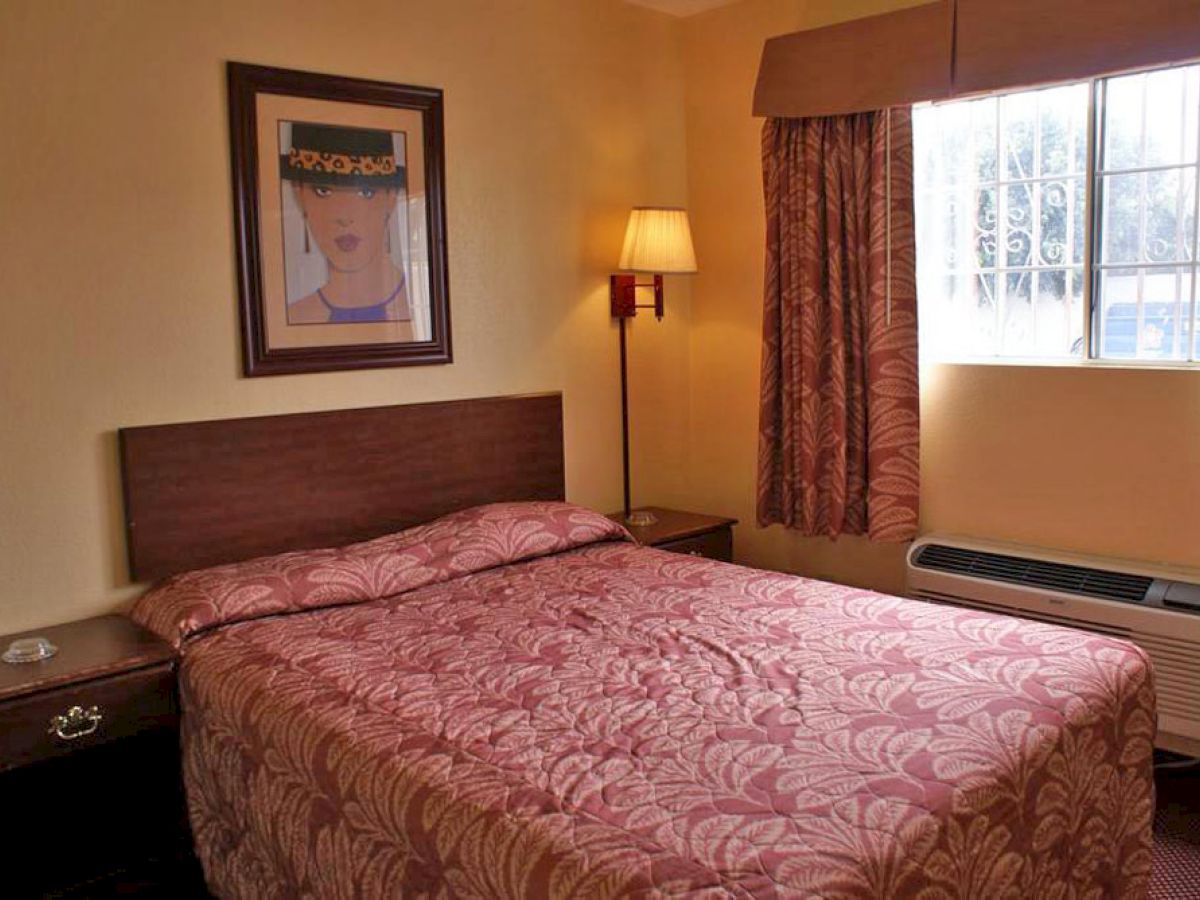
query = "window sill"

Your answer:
(923, 356), (1200, 372)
